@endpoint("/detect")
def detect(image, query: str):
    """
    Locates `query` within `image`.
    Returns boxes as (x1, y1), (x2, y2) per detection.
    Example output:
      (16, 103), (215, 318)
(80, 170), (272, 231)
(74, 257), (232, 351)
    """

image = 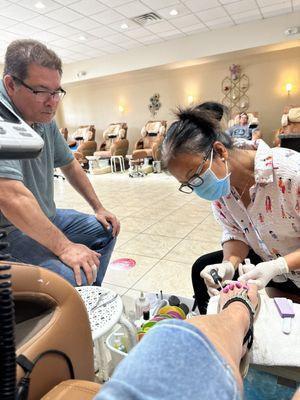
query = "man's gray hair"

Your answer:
(3, 39), (62, 80)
